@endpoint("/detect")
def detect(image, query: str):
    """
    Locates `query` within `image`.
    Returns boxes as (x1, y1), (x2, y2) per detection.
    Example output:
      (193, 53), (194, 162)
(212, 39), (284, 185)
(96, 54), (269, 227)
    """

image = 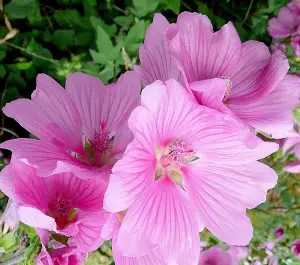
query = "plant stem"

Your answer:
(0, 127), (18, 138)
(4, 42), (59, 64)
(241, 0), (254, 25)
(0, 253), (26, 265)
